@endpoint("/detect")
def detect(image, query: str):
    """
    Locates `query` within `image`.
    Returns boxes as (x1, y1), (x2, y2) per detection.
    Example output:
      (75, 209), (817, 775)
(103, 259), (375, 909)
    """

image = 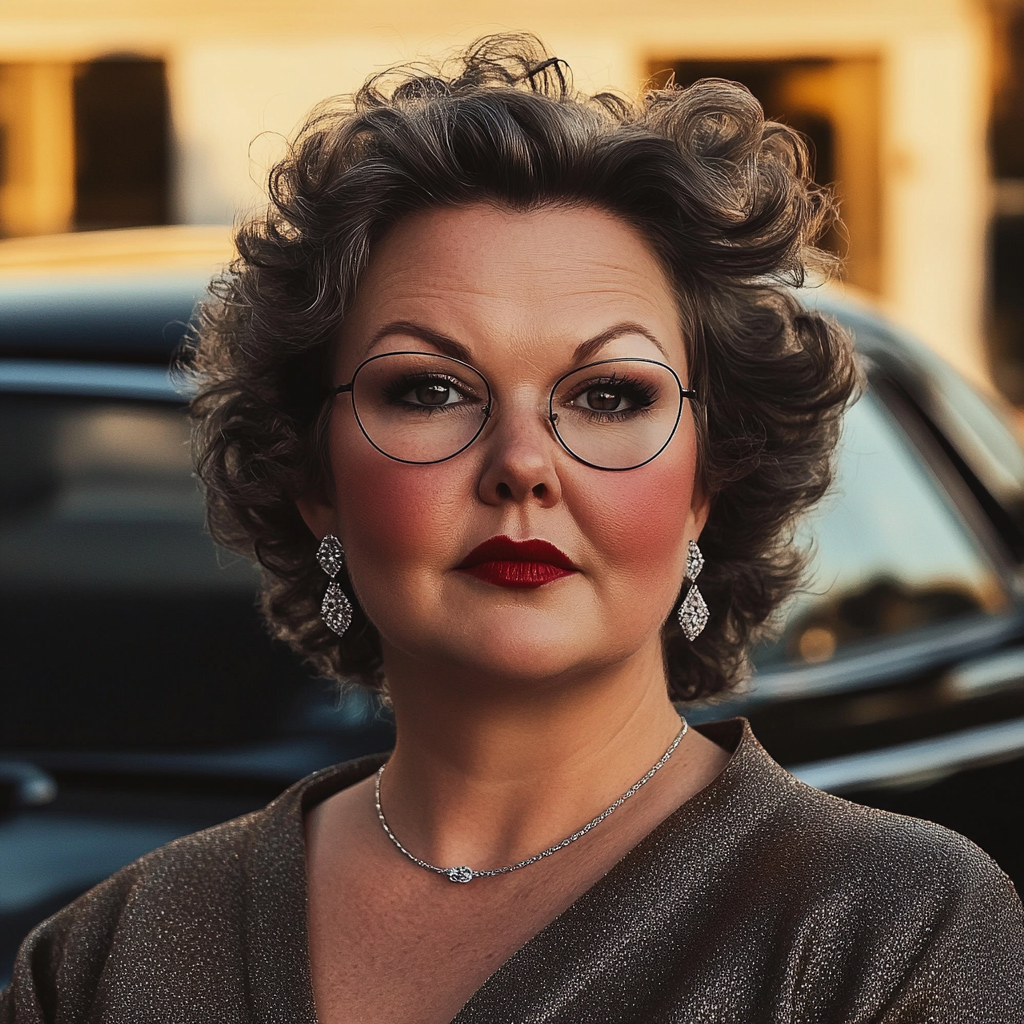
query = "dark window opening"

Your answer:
(73, 57), (170, 231)
(990, 11), (1024, 404)
(0, 123), (8, 190)
(991, 217), (1024, 404)
(649, 57), (883, 294)
(992, 12), (1024, 180)
(662, 60), (836, 188)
